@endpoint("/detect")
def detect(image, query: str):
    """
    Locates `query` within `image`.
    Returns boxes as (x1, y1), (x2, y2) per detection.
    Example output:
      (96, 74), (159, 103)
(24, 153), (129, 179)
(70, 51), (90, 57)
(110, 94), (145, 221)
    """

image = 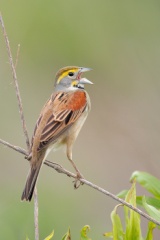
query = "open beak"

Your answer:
(79, 67), (93, 85)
